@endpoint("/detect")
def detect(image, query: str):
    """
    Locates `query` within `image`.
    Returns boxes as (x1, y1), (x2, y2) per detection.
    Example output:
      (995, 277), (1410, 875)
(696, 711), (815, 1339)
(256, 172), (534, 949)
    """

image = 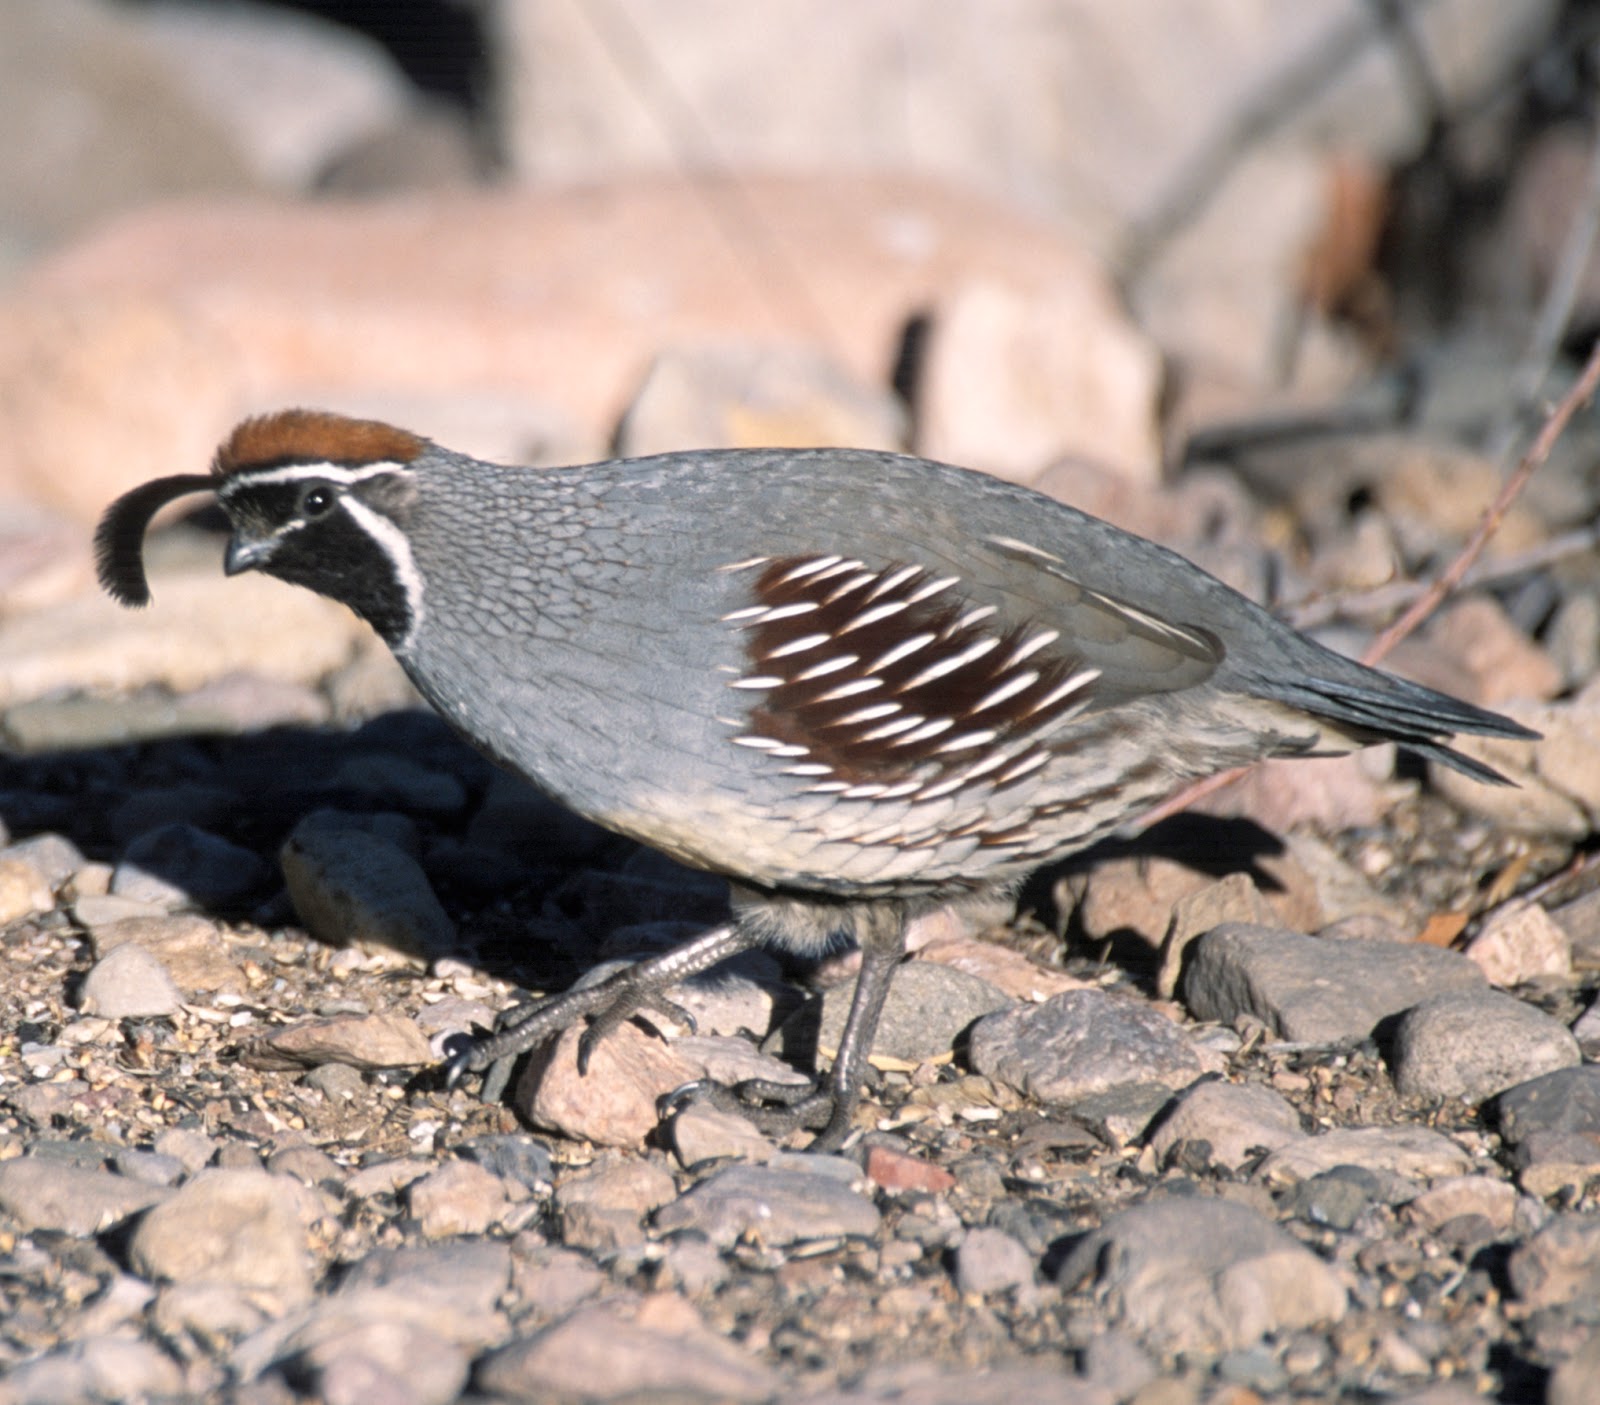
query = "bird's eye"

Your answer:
(300, 485), (335, 518)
